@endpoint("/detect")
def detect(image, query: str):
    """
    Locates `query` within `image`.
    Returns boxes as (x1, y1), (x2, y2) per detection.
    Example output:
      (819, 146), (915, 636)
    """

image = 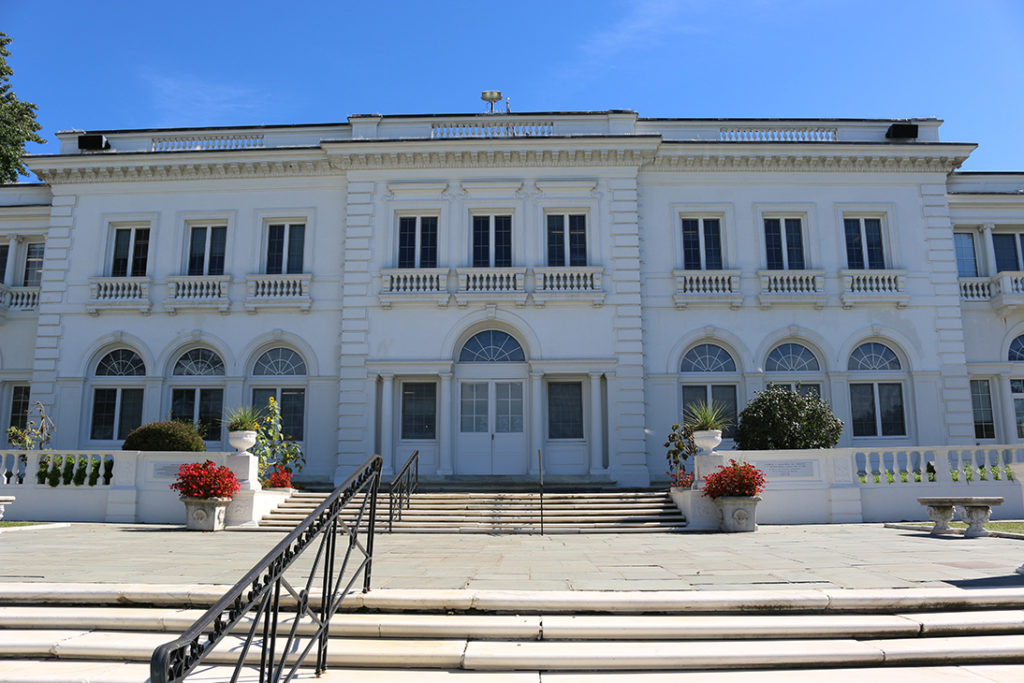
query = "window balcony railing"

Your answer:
(454, 267), (528, 307)
(166, 275), (231, 314)
(959, 277), (993, 301)
(0, 284), (40, 320)
(987, 271), (1024, 314)
(379, 268), (450, 308)
(672, 269), (742, 308)
(840, 269), (908, 308)
(244, 273), (312, 312)
(757, 270), (826, 308)
(86, 277), (152, 315)
(533, 266), (604, 306)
